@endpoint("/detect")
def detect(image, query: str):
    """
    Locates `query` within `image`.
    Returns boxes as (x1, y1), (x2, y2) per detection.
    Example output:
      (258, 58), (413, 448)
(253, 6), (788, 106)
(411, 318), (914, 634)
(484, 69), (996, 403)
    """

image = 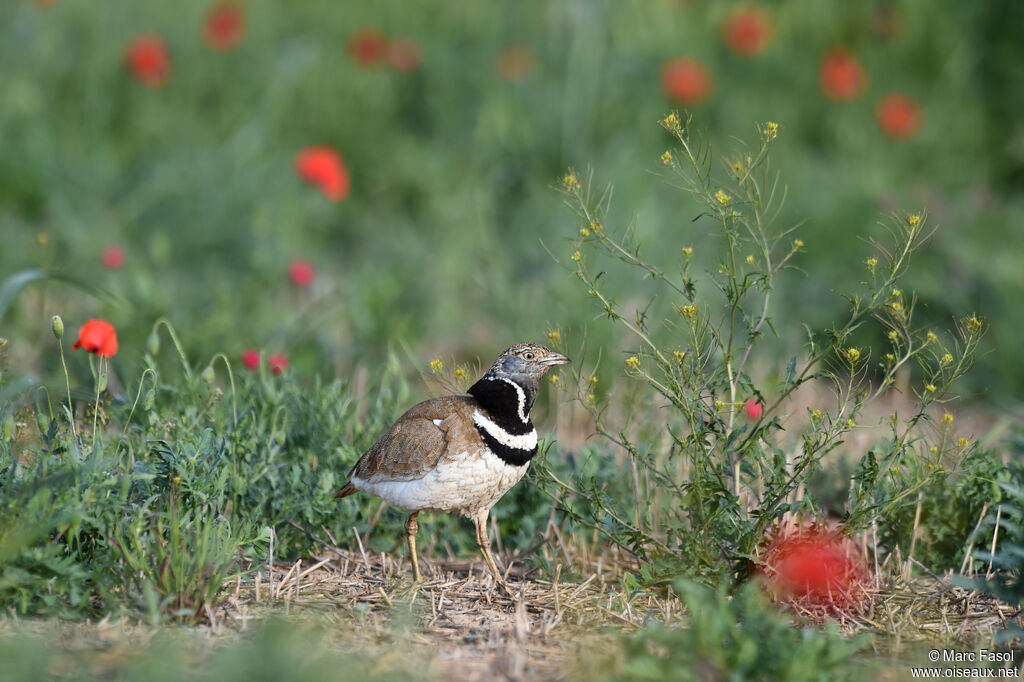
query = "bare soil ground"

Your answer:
(1, 547), (1017, 681)
(218, 547), (647, 681)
